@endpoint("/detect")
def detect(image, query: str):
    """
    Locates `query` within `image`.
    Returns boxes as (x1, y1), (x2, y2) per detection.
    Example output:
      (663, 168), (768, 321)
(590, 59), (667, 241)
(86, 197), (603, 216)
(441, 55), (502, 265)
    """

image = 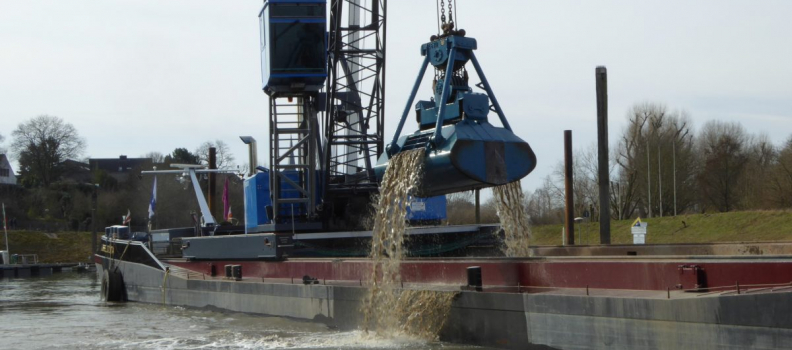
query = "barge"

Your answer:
(96, 235), (792, 350)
